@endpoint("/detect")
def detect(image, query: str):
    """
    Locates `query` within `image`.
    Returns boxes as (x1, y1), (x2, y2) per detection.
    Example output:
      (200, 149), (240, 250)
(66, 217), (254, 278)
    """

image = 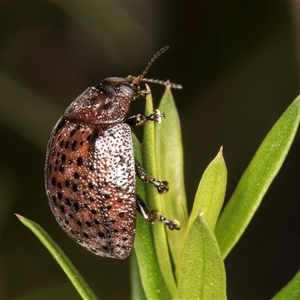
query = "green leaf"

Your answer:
(15, 214), (97, 300)
(272, 270), (300, 299)
(132, 134), (172, 300)
(215, 95), (300, 259)
(189, 147), (227, 231)
(142, 86), (177, 297)
(155, 86), (188, 270)
(177, 212), (226, 300)
(130, 250), (147, 300)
